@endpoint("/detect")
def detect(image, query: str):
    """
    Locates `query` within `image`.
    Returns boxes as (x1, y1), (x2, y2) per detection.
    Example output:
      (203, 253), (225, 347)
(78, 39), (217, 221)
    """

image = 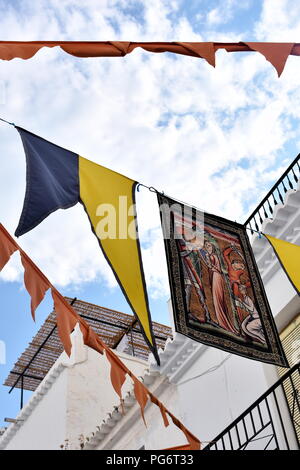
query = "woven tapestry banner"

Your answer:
(158, 194), (288, 367)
